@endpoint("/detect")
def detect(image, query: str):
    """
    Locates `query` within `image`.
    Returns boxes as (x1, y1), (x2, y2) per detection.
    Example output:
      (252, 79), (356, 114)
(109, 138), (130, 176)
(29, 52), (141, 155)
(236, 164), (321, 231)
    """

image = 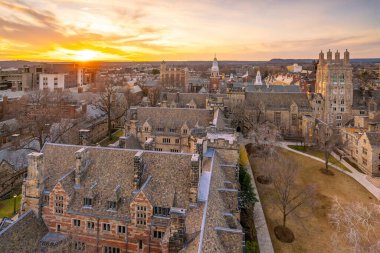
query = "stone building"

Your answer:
(209, 55), (221, 93)
(315, 49), (353, 127)
(5, 141), (243, 253)
(126, 107), (214, 153)
(160, 62), (189, 92)
(245, 92), (313, 137)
